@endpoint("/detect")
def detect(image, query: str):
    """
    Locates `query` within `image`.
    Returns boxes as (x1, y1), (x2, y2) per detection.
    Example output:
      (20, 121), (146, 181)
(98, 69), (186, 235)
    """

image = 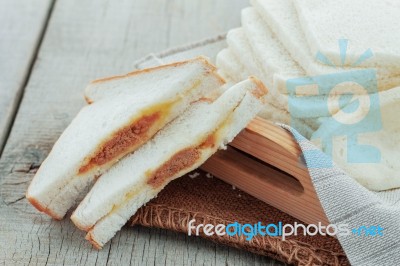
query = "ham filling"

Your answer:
(79, 112), (161, 174)
(147, 134), (216, 187)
